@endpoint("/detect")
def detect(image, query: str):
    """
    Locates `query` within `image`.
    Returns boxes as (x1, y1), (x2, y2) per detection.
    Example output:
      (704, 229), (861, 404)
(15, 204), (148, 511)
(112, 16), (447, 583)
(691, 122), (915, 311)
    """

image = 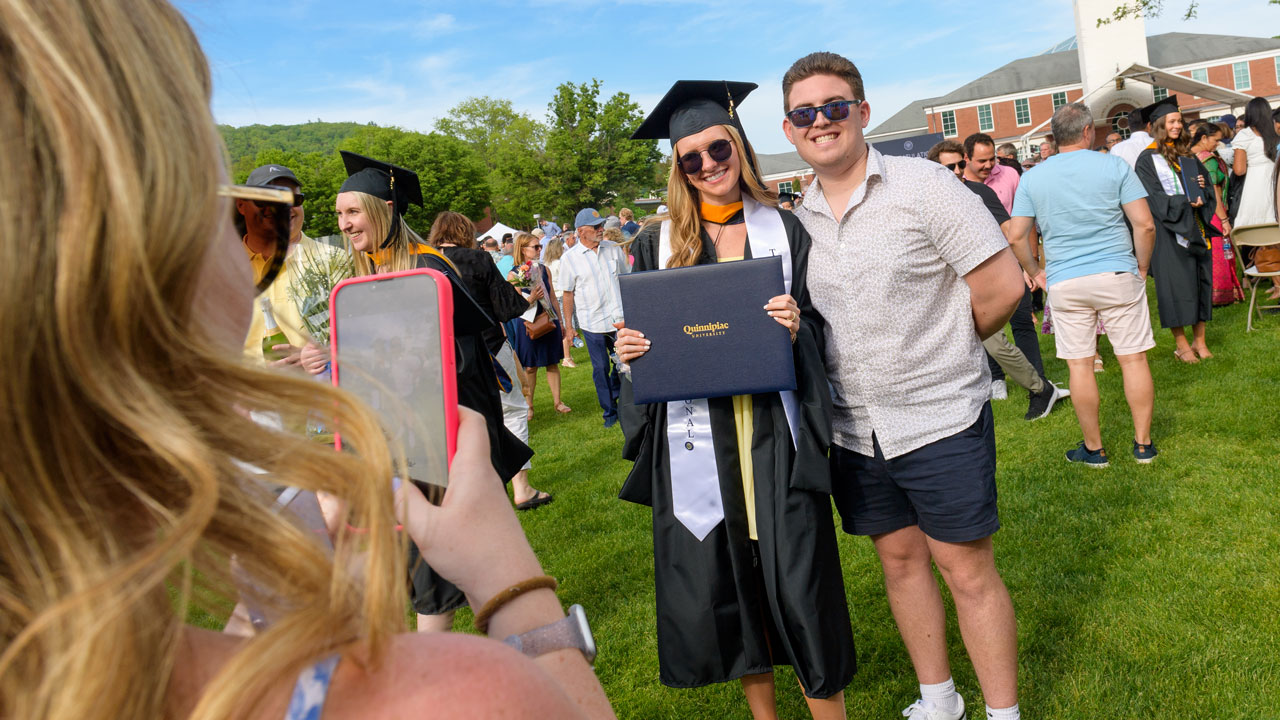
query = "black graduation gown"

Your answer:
(1135, 149), (1217, 329)
(618, 211), (855, 698)
(407, 251), (533, 614)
